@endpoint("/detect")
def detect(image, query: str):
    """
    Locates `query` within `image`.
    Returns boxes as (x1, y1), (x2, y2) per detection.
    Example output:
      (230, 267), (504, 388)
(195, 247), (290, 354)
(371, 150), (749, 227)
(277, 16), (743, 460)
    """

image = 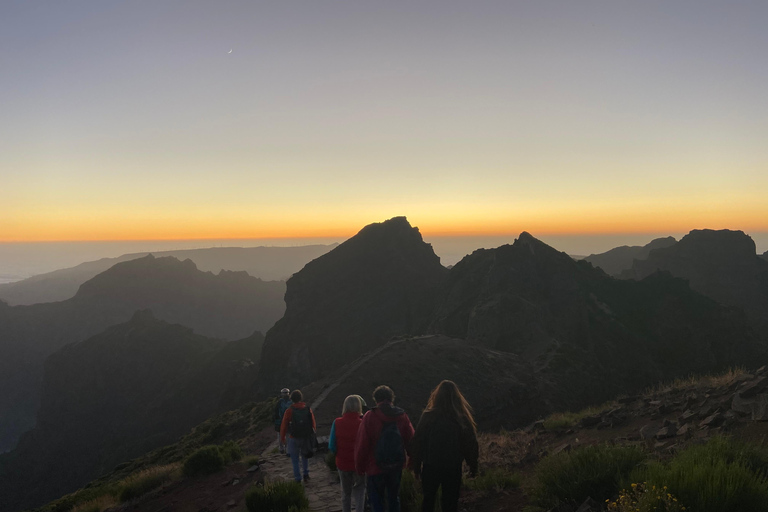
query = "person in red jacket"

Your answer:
(354, 385), (415, 512)
(280, 389), (317, 483)
(329, 395), (366, 512)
